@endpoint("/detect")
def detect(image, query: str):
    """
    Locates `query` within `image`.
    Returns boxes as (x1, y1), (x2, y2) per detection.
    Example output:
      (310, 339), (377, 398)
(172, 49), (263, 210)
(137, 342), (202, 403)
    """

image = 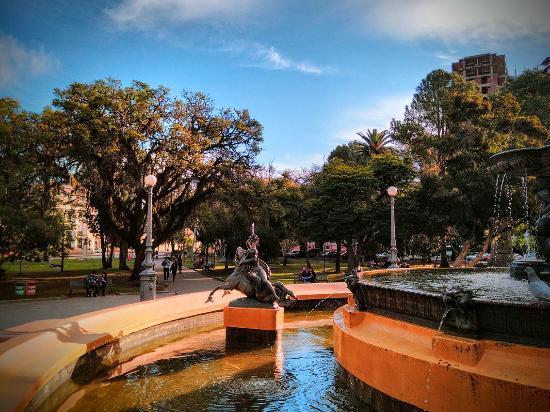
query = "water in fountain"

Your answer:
(58, 312), (366, 411)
